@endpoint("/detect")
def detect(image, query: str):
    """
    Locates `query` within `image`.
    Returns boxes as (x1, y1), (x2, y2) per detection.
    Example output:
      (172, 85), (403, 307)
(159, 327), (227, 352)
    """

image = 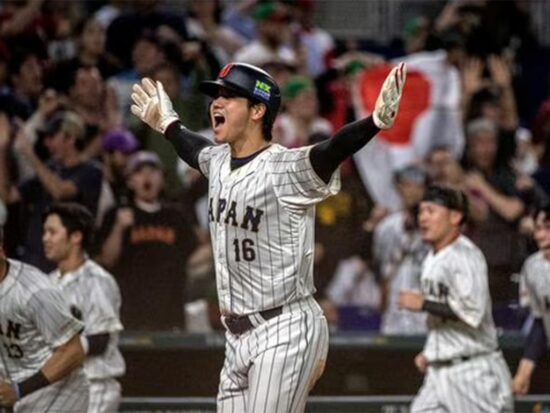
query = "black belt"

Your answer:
(428, 351), (497, 368)
(224, 306), (283, 336)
